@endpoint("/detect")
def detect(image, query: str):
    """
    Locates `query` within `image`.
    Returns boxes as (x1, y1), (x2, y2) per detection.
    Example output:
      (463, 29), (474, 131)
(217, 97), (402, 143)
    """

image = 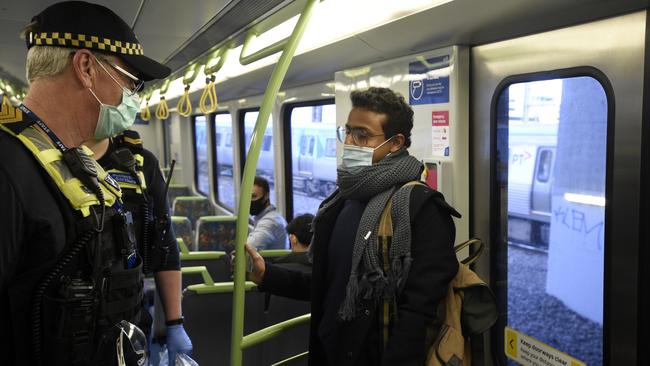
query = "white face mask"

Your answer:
(339, 137), (393, 173)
